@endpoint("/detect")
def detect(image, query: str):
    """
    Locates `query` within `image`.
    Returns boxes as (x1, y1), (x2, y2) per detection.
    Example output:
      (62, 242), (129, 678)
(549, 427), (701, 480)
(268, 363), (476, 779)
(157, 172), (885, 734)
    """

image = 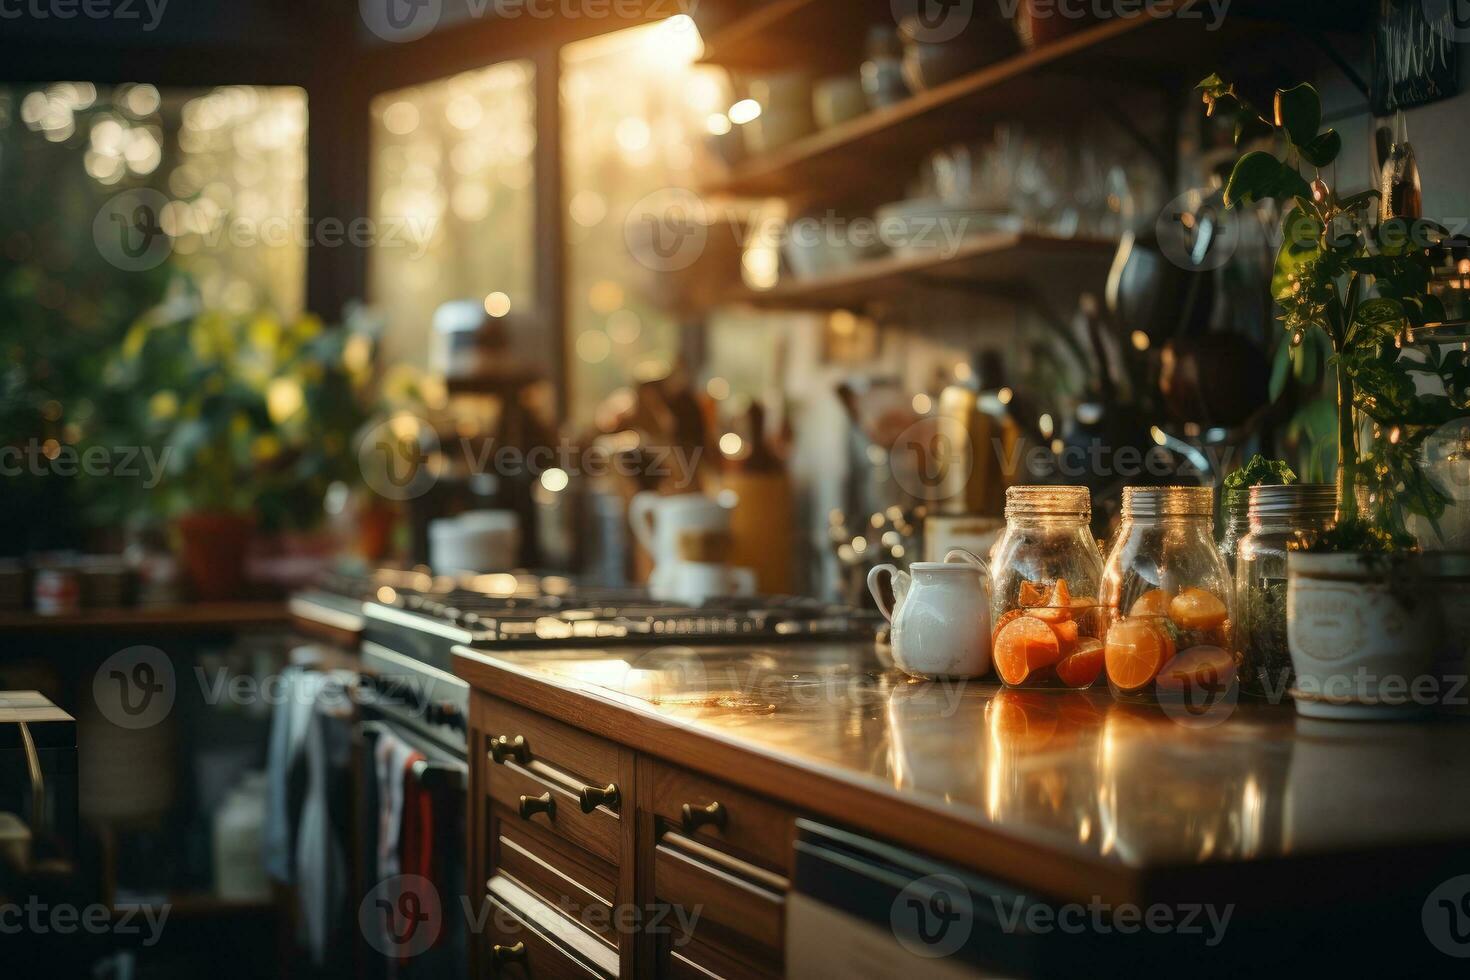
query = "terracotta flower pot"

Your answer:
(176, 512), (254, 601)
